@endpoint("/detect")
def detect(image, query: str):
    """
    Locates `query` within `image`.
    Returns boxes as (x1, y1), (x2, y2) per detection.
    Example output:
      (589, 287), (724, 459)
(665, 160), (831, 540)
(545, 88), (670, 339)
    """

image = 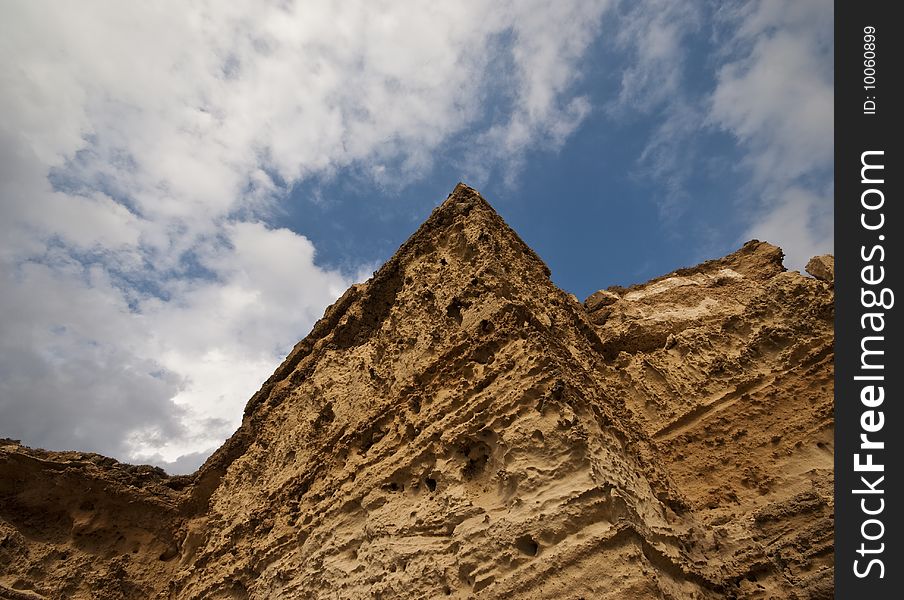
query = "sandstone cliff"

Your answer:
(0, 184), (833, 599)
